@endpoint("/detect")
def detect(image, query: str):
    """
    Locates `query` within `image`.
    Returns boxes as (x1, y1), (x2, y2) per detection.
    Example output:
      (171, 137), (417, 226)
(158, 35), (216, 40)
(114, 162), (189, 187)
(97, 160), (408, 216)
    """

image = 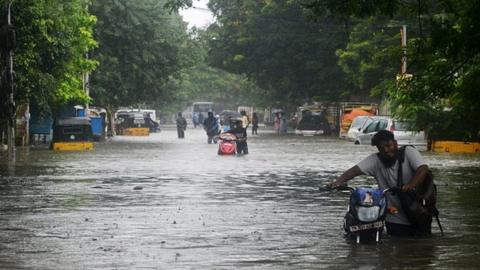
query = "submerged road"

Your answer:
(1, 127), (480, 269)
